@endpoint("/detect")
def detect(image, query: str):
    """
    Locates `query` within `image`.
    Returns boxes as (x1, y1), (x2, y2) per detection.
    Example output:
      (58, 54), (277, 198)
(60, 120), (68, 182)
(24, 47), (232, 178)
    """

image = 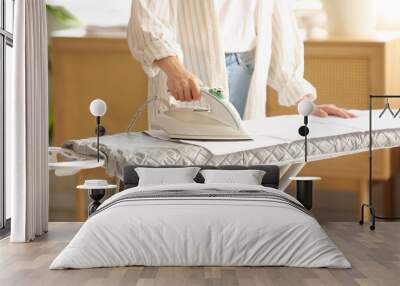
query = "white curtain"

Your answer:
(7, 0), (49, 242)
